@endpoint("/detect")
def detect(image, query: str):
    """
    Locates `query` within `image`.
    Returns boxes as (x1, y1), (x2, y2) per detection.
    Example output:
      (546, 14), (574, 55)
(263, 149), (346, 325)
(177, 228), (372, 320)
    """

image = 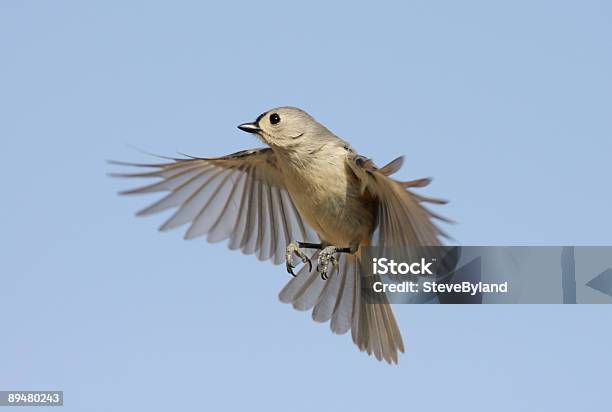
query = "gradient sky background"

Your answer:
(1, 1), (611, 411)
